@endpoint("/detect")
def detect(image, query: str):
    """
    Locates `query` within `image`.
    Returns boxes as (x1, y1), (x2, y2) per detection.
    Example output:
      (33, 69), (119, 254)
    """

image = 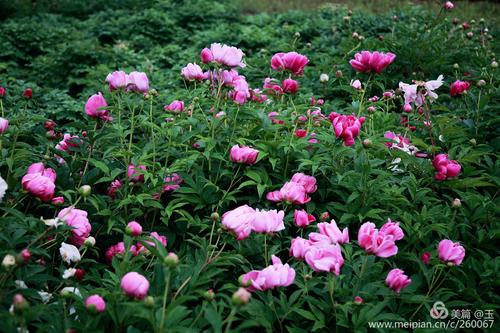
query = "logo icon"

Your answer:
(430, 301), (449, 319)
